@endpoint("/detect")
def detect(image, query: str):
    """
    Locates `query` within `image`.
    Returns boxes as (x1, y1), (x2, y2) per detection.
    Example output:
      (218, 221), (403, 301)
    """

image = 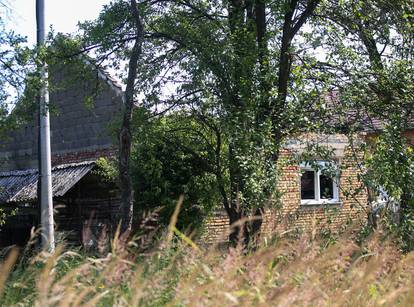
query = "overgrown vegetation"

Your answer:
(363, 122), (414, 252)
(1, 0), (413, 248)
(71, 0), (413, 247)
(0, 223), (413, 306)
(130, 110), (221, 230)
(0, 3), (413, 304)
